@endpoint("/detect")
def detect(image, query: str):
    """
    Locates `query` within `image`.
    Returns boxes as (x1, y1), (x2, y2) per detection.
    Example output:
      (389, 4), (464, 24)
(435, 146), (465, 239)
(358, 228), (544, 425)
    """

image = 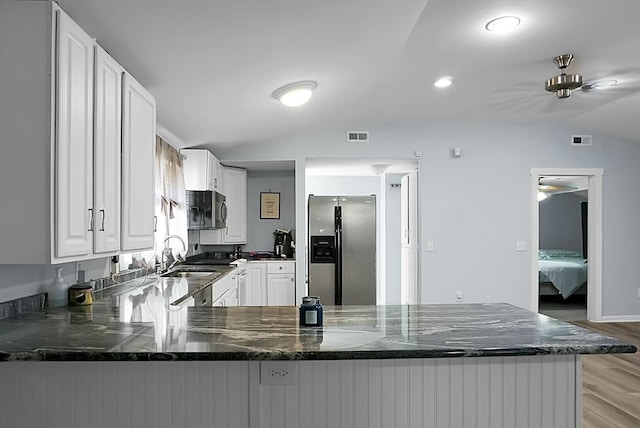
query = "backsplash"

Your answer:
(0, 268), (148, 319)
(0, 293), (46, 320)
